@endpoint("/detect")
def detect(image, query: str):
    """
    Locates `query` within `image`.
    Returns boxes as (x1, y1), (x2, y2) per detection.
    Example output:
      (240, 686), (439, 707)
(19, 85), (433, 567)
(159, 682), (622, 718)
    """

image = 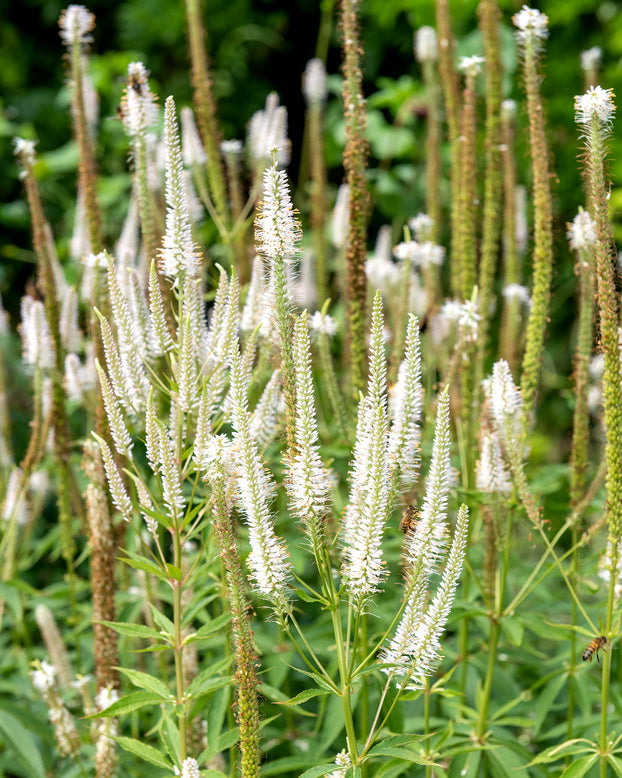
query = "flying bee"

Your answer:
(583, 635), (607, 664)
(399, 505), (418, 535)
